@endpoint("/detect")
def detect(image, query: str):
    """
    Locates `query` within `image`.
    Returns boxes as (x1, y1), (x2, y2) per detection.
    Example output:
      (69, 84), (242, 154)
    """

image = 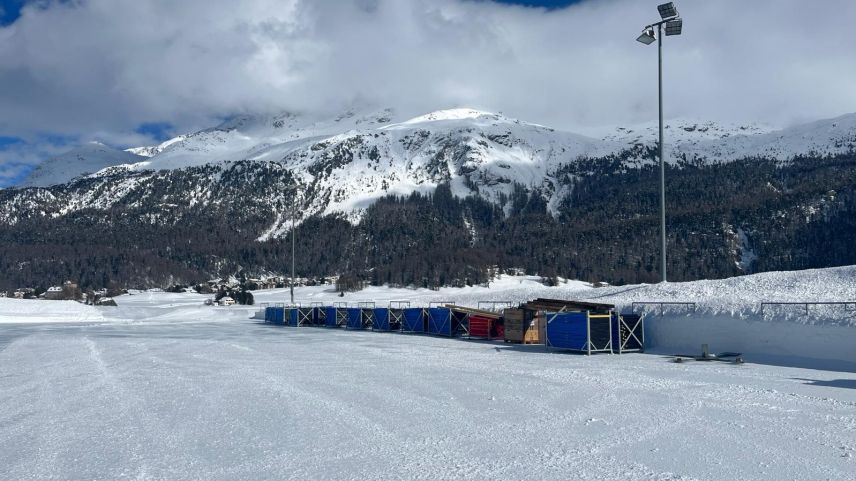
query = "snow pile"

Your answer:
(251, 275), (594, 308)
(0, 298), (106, 324)
(583, 265), (856, 322)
